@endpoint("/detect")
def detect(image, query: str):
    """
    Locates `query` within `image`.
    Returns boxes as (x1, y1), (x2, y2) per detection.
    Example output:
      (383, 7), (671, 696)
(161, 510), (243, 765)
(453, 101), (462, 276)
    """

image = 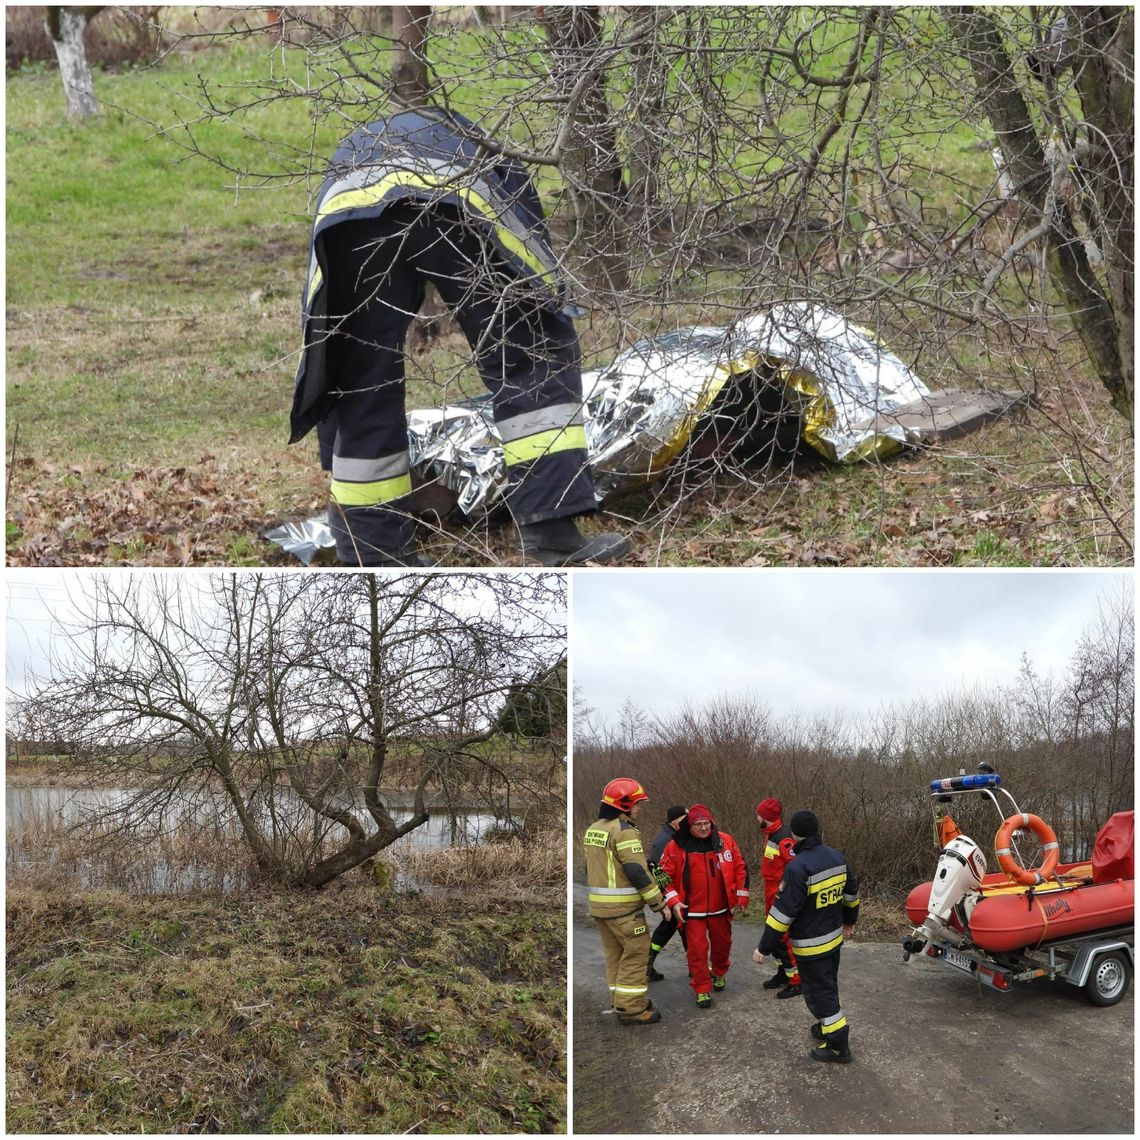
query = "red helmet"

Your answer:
(601, 778), (649, 813)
